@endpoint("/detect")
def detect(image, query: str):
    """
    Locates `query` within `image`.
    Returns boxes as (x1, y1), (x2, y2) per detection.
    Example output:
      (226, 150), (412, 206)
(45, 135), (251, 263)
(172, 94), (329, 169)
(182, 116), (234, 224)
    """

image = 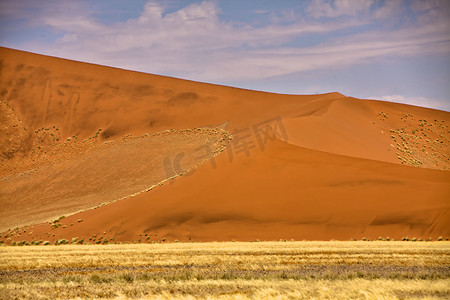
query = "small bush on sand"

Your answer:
(55, 239), (69, 245)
